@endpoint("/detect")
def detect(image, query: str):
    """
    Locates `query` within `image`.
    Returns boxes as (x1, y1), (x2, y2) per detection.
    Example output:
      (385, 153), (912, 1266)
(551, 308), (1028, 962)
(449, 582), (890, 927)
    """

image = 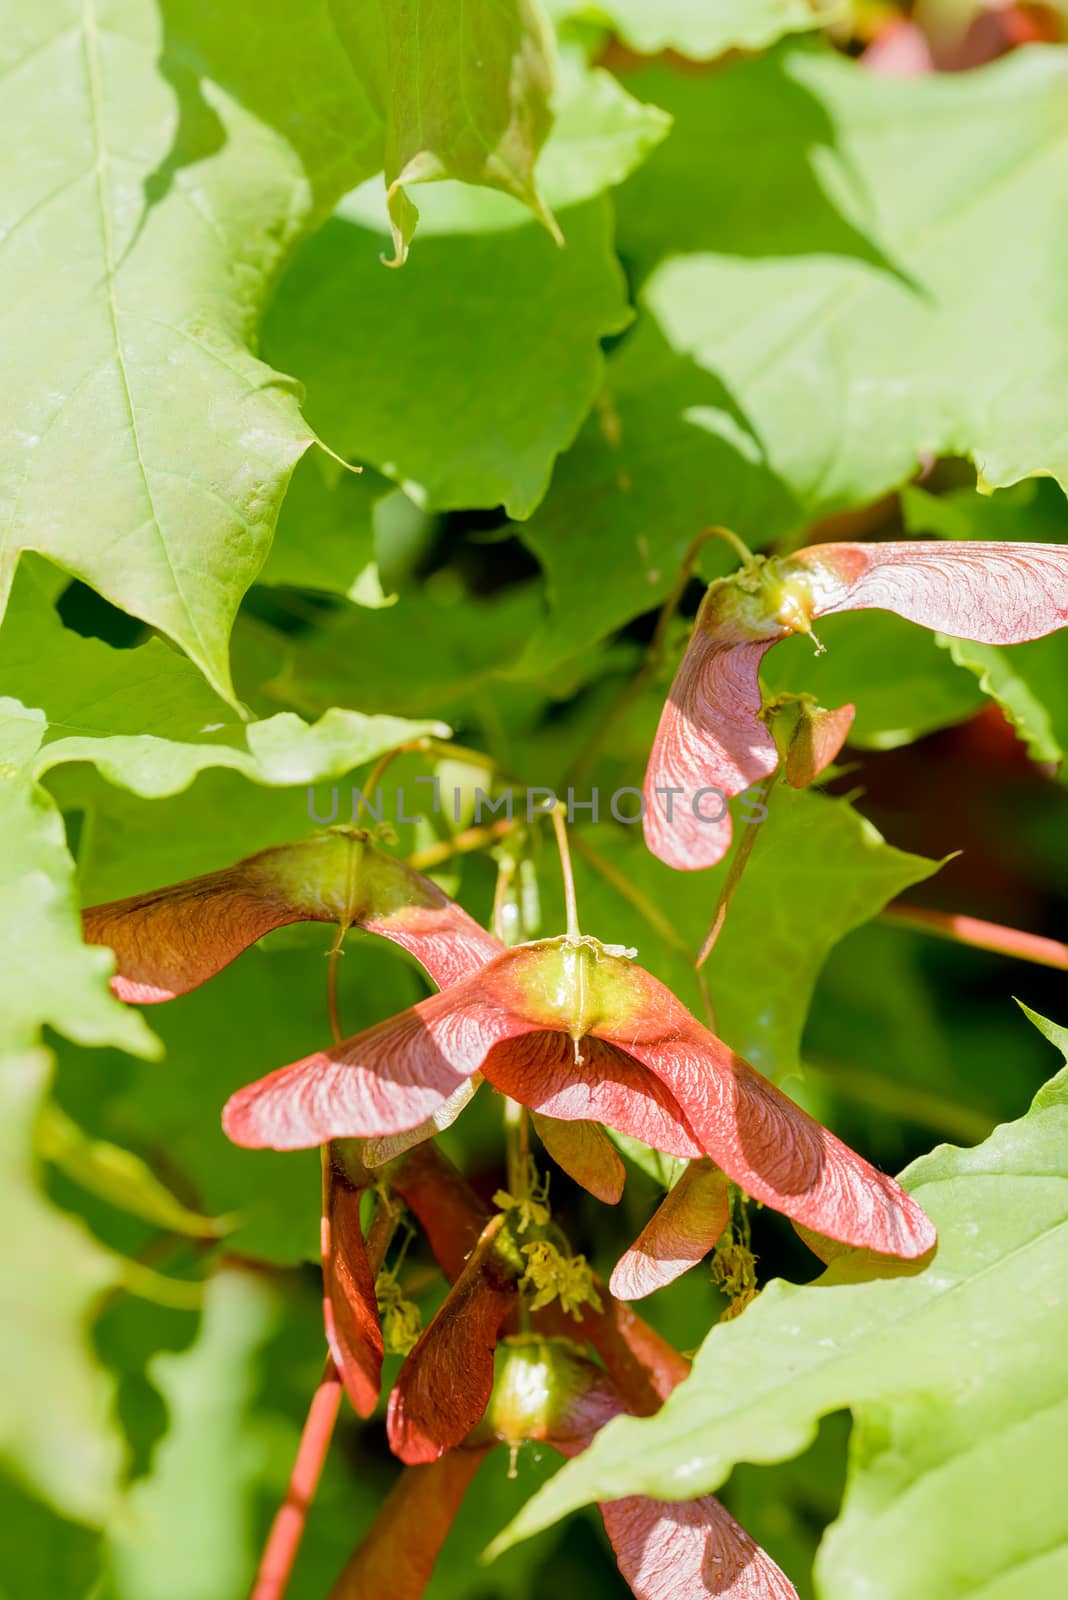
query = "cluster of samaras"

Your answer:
(85, 538), (1068, 1599)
